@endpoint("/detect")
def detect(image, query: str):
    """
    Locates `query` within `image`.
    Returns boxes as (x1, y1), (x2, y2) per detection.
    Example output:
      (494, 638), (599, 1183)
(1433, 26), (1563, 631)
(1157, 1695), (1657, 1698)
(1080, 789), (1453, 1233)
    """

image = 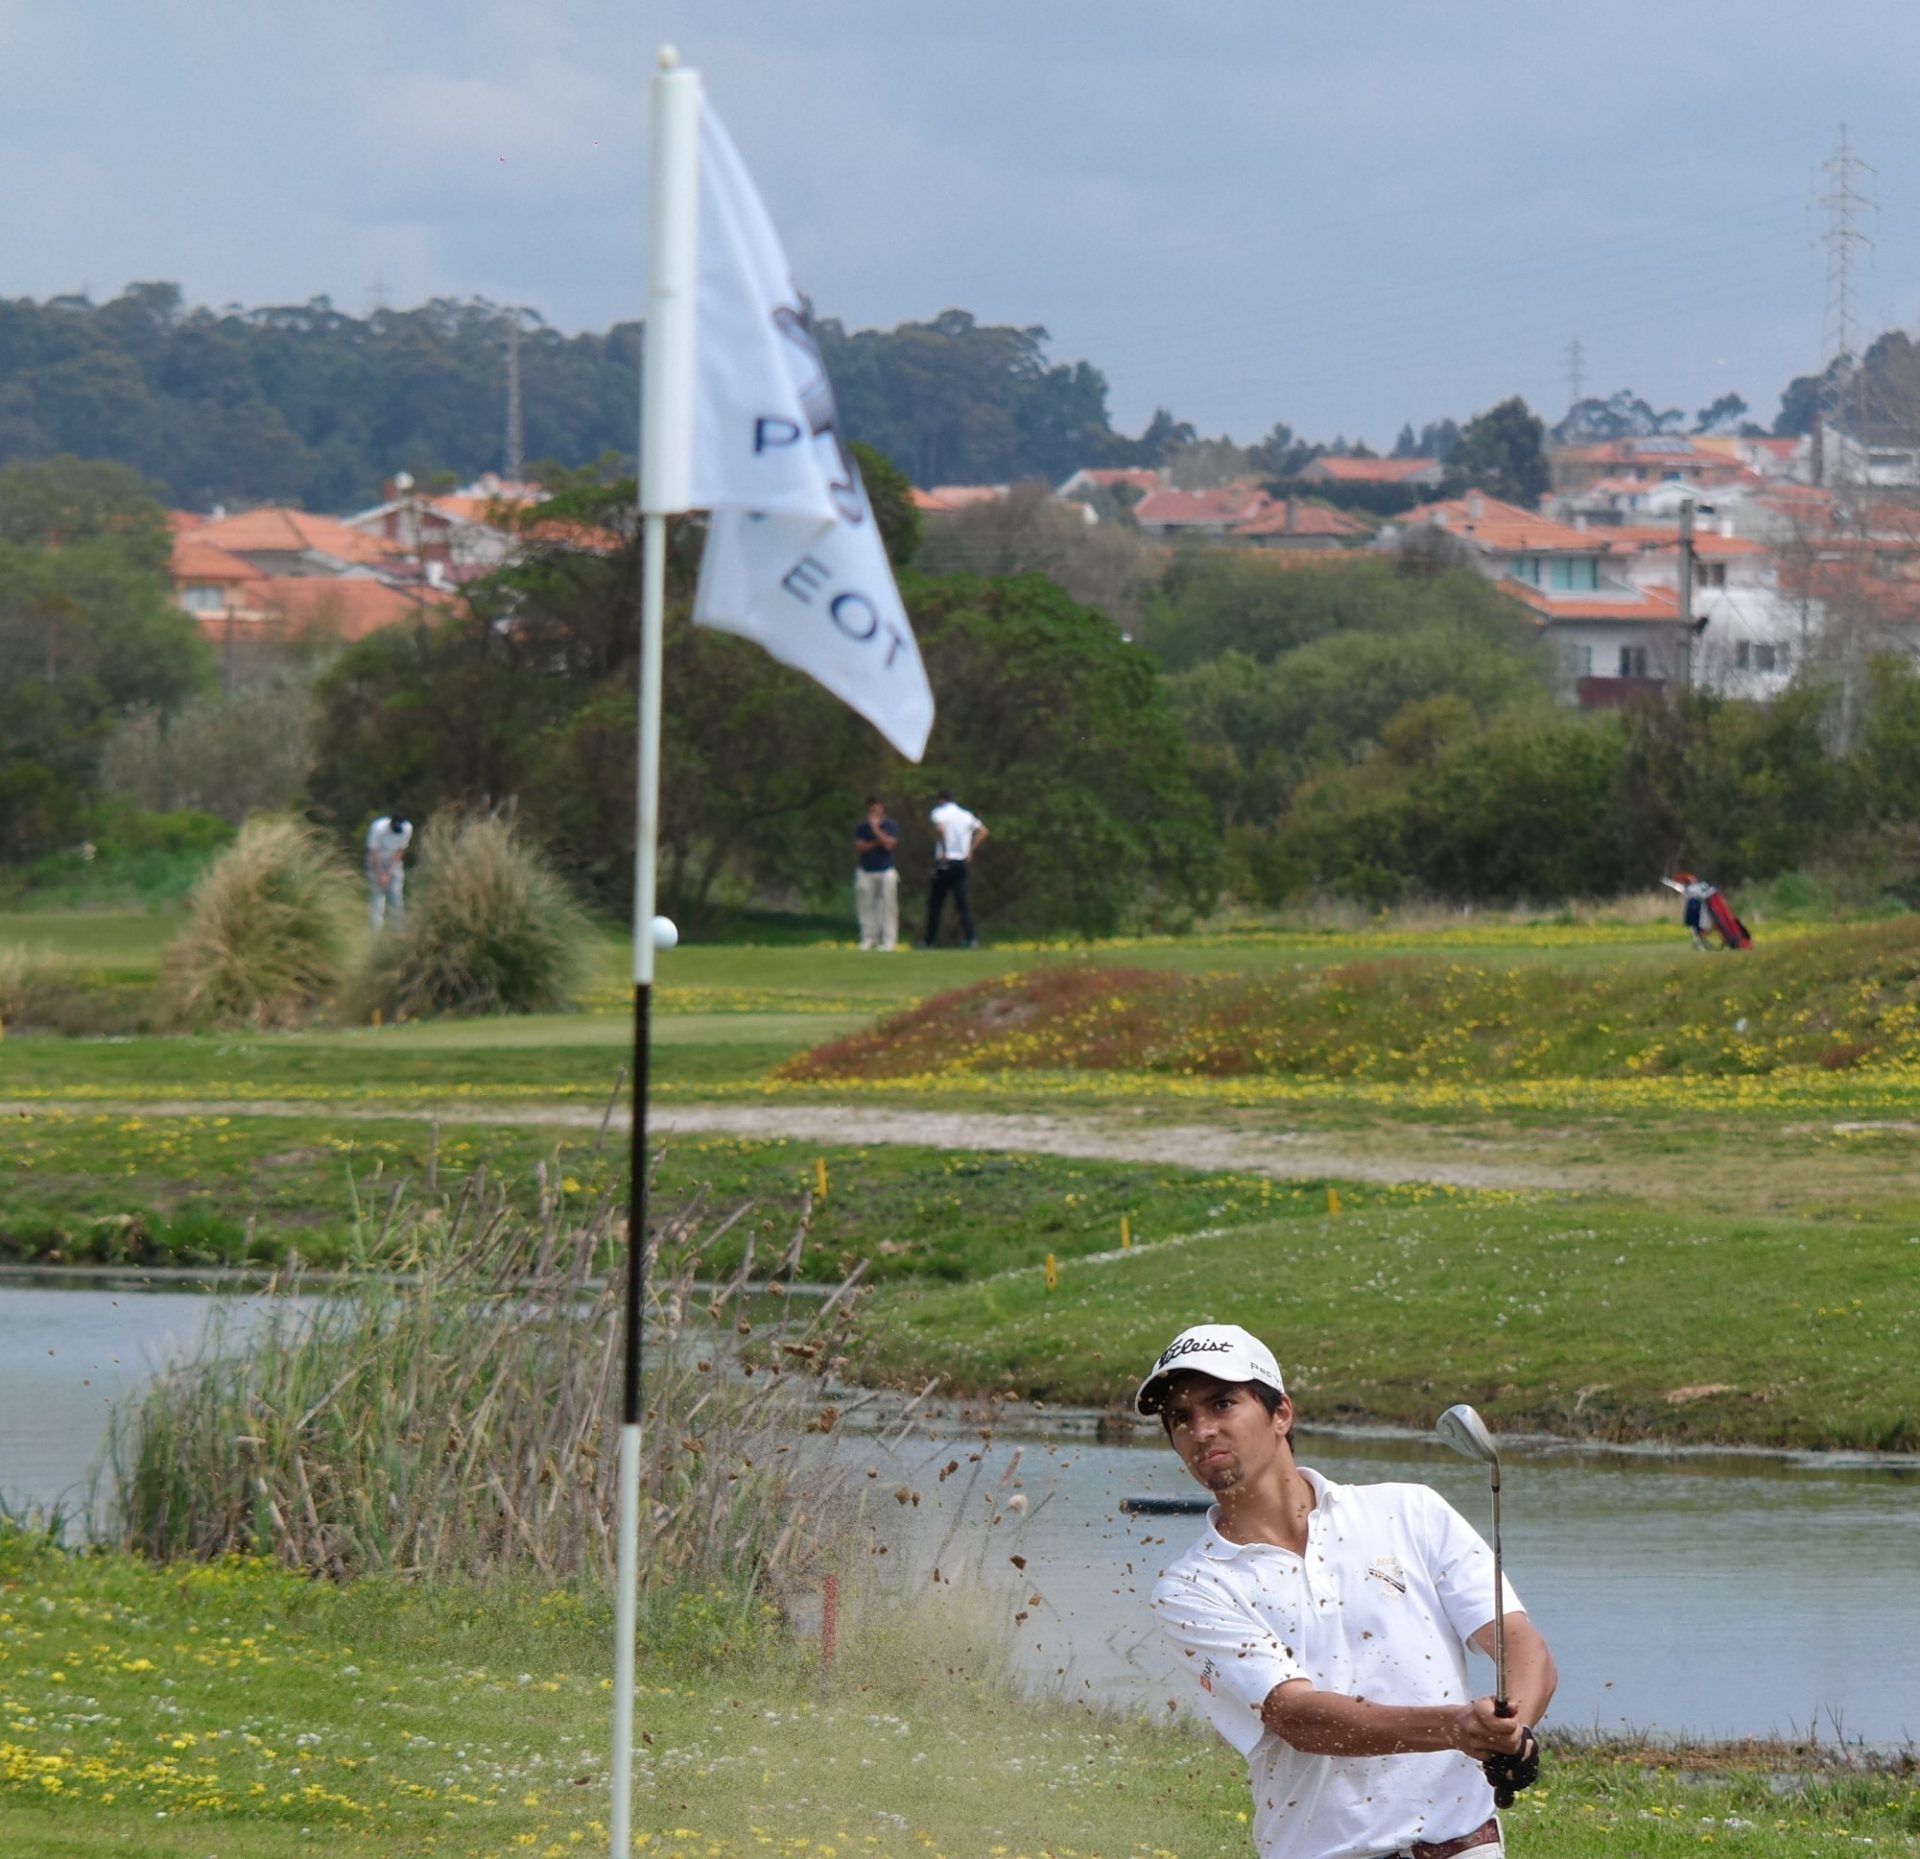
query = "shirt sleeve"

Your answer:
(1152, 1567), (1304, 1757)
(1415, 1487), (1525, 1646)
